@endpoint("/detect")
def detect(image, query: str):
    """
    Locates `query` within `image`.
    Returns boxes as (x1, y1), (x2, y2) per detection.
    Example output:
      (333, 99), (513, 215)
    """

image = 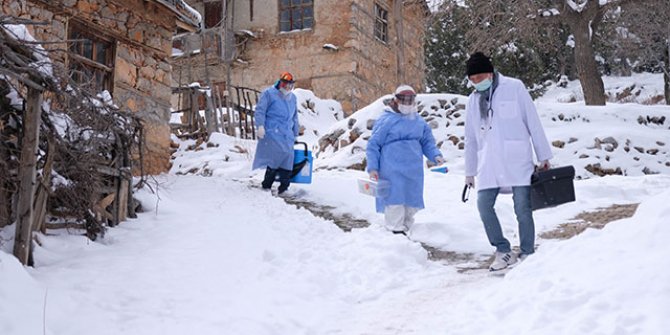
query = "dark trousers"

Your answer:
(261, 167), (291, 194)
